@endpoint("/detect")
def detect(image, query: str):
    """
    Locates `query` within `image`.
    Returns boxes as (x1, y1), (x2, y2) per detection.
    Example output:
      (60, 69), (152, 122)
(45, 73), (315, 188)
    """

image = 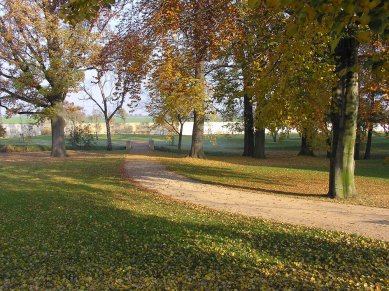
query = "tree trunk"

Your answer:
(178, 123), (183, 152)
(243, 93), (254, 157)
(105, 118), (112, 151)
(298, 130), (315, 156)
(272, 132), (277, 143)
(326, 136), (332, 158)
(364, 127), (373, 160)
(253, 128), (265, 159)
(189, 61), (206, 158)
(328, 35), (359, 199)
(51, 112), (66, 157)
(354, 127), (361, 160)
